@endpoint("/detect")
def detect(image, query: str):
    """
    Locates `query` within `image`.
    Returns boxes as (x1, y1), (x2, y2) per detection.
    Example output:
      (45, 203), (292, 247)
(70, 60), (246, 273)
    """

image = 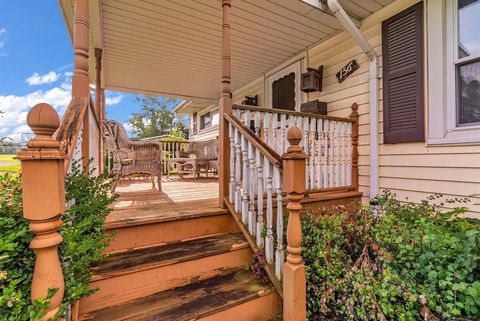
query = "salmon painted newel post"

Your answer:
(282, 126), (307, 321)
(218, 0), (233, 207)
(17, 104), (66, 321)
